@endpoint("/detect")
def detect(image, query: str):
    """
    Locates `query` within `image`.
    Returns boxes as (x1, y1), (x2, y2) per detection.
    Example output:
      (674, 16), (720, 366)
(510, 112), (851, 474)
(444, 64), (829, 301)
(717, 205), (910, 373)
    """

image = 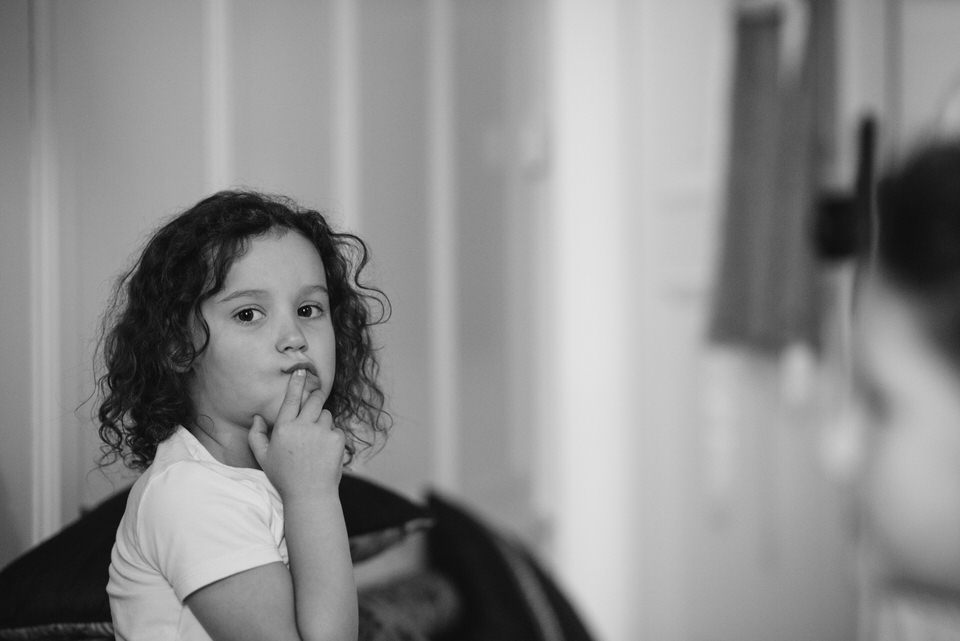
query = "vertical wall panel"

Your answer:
(452, 0), (511, 506)
(450, 0), (543, 539)
(53, 0), (207, 511)
(354, 0), (432, 497)
(0, 0), (35, 567)
(231, 0), (336, 212)
(550, 1), (631, 636)
(30, 0), (63, 542)
(426, 0), (460, 494)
